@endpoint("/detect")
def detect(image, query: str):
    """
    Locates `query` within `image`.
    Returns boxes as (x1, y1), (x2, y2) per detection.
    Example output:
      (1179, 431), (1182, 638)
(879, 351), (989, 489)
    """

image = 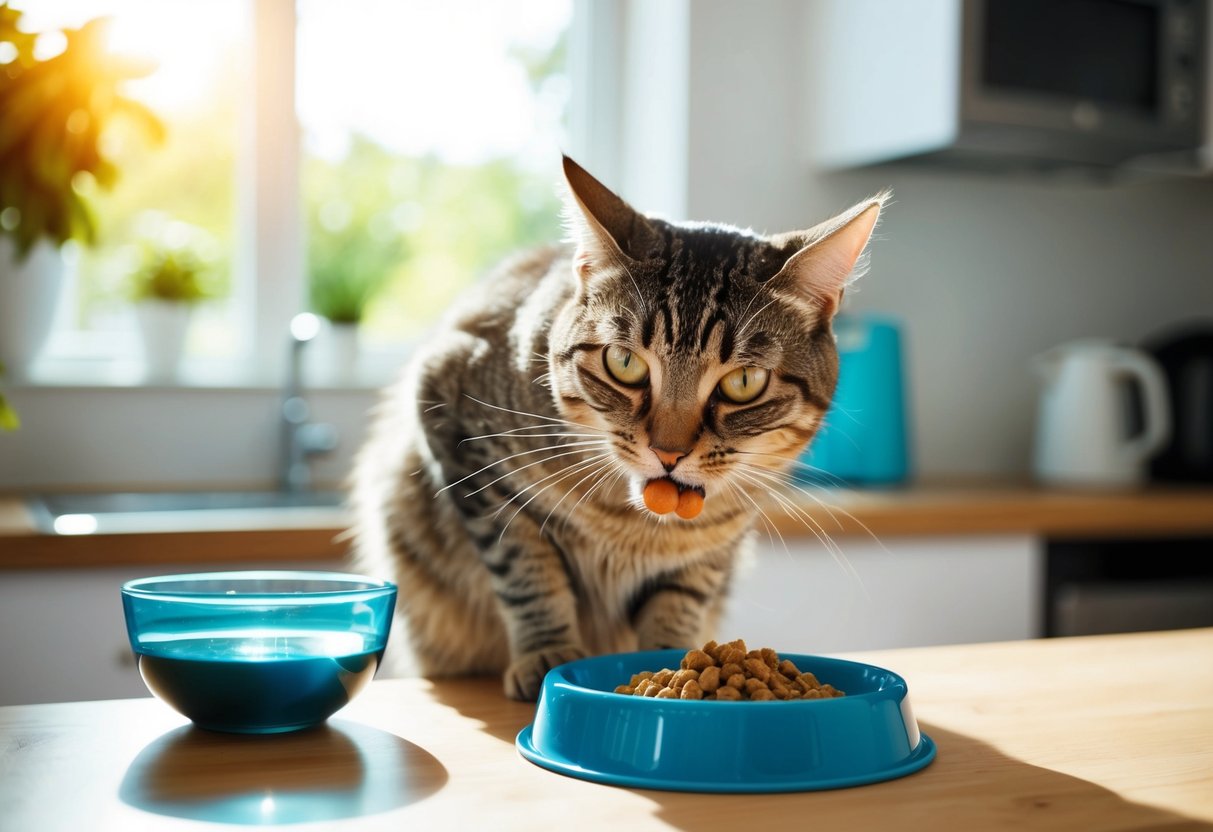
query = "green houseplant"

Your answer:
(0, 4), (162, 257)
(0, 3), (162, 376)
(0, 362), (17, 430)
(127, 235), (214, 381)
